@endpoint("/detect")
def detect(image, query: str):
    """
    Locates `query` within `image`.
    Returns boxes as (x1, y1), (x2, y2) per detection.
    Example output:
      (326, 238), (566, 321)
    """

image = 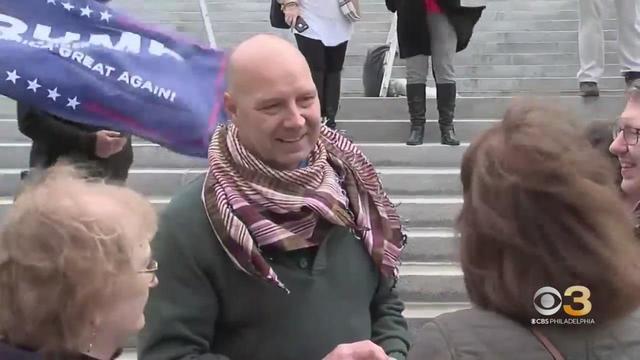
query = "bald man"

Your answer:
(138, 35), (410, 360)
